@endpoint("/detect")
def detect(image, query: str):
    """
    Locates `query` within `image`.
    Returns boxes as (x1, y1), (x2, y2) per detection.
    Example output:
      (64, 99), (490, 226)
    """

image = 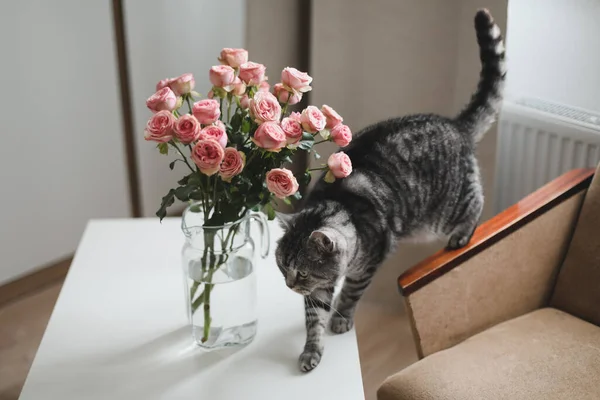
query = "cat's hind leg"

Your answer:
(446, 182), (483, 250)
